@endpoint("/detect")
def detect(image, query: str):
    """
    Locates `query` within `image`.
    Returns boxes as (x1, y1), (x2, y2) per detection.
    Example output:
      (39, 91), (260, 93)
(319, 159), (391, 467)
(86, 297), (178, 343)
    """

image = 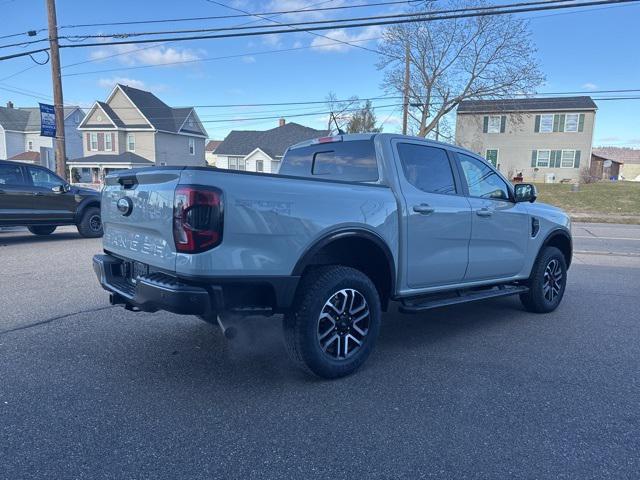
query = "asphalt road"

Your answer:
(1, 224), (639, 479)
